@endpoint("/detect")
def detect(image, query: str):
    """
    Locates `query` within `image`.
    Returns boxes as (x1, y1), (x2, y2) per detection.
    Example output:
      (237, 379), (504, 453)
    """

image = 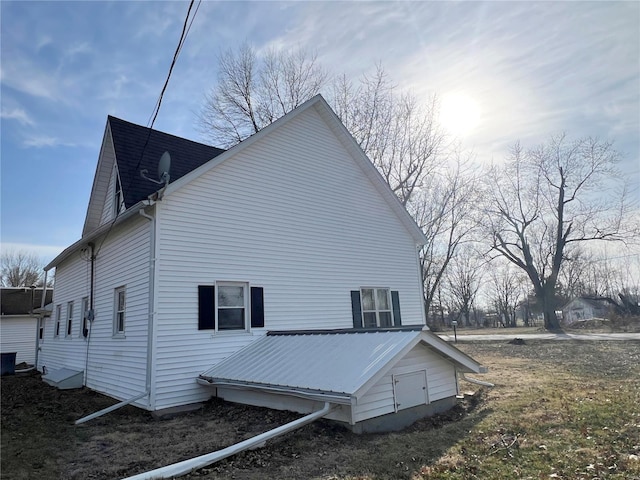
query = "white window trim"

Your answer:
(113, 286), (126, 338)
(66, 301), (74, 338)
(215, 281), (249, 333)
(361, 287), (393, 328)
(54, 304), (61, 338)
